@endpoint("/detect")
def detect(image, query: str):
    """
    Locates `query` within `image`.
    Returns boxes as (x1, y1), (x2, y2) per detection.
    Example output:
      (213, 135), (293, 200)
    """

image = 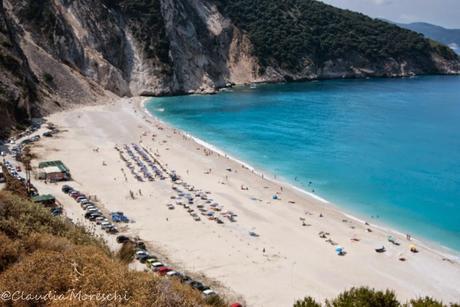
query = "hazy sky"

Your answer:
(319, 0), (460, 28)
